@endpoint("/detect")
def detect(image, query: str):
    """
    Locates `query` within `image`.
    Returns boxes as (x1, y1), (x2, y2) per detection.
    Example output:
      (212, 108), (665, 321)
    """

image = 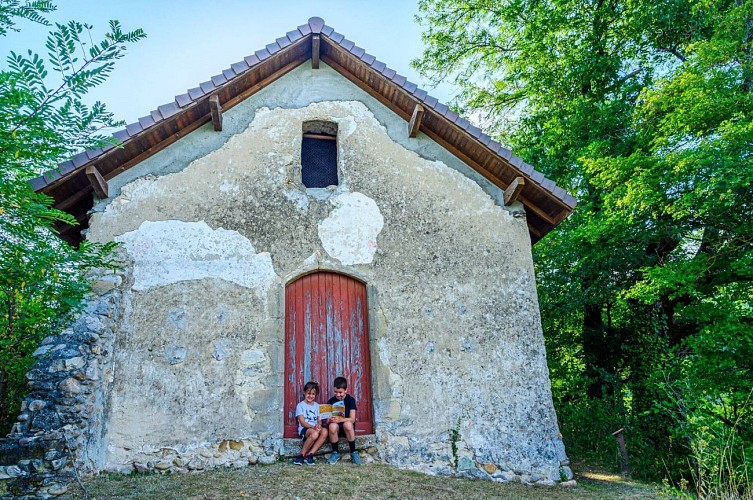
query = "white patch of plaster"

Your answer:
(117, 220), (276, 293)
(318, 192), (384, 265)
